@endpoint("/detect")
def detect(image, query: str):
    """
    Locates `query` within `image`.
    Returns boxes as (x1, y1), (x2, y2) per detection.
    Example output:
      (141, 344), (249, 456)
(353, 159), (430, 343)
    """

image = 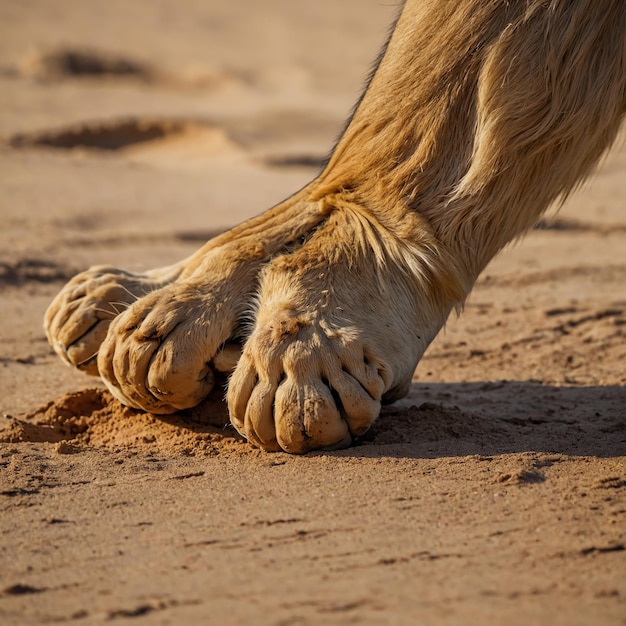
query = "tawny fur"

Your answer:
(45, 0), (626, 452)
(317, 0), (626, 281)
